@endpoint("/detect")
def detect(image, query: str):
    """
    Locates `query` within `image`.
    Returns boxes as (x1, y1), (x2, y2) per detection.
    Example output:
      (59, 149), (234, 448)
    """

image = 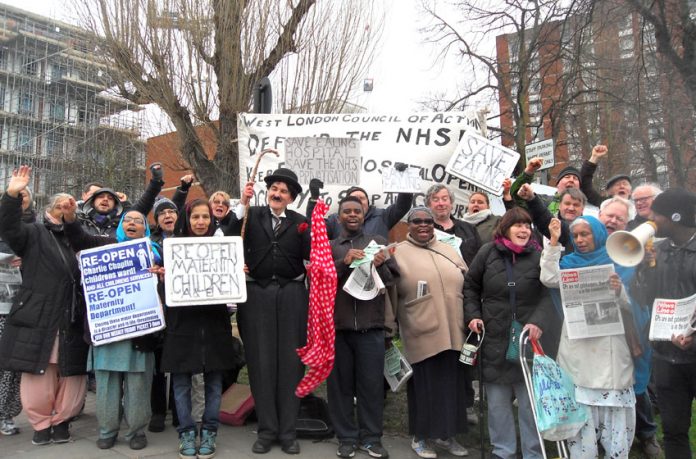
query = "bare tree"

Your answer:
(421, 0), (599, 170)
(73, 0), (381, 195)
